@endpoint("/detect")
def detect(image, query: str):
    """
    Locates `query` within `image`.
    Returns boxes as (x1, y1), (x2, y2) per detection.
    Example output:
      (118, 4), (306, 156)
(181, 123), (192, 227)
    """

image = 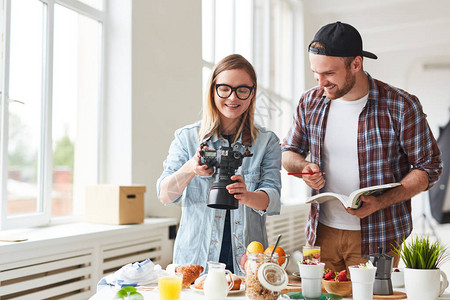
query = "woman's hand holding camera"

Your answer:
(226, 175), (269, 210)
(191, 147), (214, 177)
(226, 175), (248, 201)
